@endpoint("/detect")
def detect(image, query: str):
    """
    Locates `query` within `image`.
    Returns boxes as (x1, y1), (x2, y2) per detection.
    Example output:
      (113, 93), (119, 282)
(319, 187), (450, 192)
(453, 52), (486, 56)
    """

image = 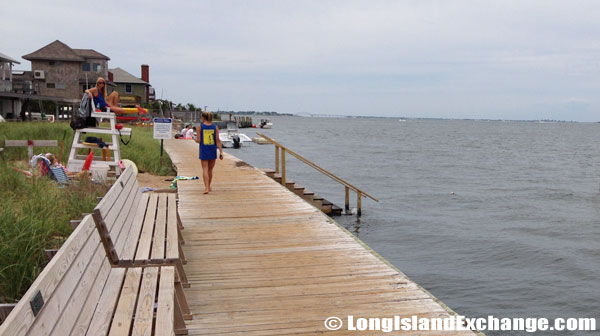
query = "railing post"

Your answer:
(281, 148), (286, 185)
(357, 191), (362, 216)
(345, 186), (350, 211)
(275, 145), (280, 174)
